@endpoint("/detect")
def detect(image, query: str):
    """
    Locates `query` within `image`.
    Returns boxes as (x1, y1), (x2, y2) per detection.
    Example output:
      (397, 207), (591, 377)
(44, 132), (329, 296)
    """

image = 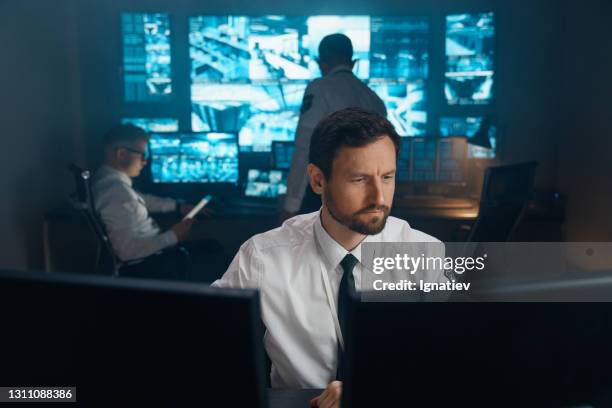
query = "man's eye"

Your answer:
(352, 178), (365, 183)
(383, 174), (395, 181)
